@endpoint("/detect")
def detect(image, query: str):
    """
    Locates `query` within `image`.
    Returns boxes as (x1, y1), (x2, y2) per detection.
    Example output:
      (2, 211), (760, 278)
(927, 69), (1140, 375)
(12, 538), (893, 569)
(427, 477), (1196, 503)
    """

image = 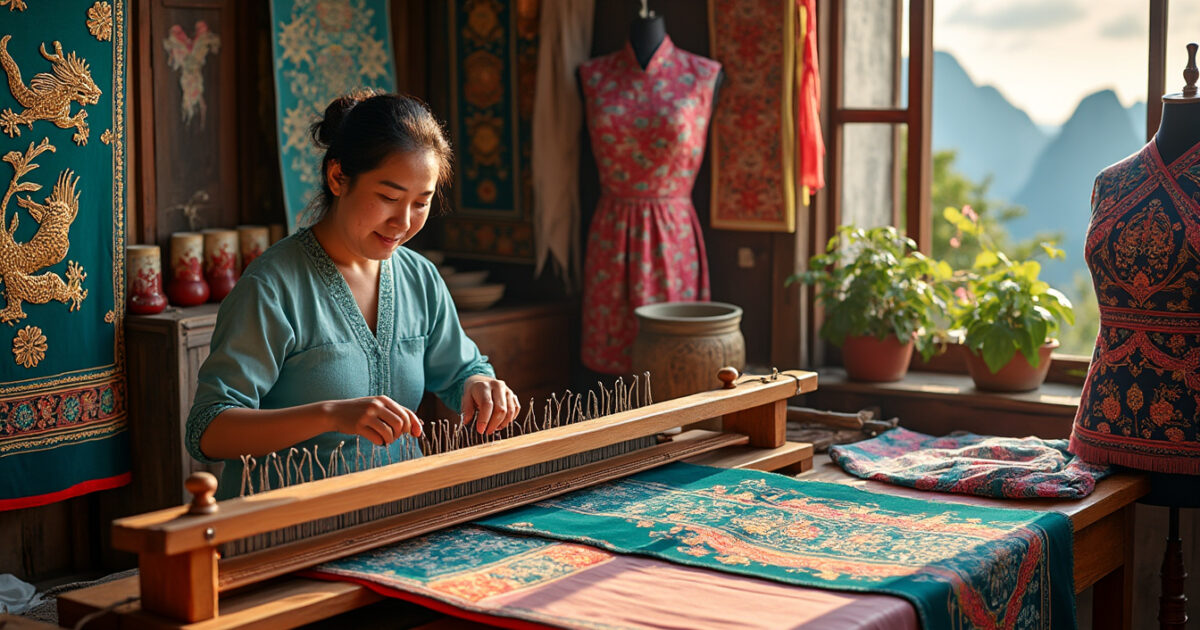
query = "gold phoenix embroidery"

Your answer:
(0, 36), (102, 146)
(100, 128), (112, 145)
(87, 2), (113, 42)
(0, 138), (88, 325)
(12, 324), (45, 367)
(0, 0), (27, 12)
